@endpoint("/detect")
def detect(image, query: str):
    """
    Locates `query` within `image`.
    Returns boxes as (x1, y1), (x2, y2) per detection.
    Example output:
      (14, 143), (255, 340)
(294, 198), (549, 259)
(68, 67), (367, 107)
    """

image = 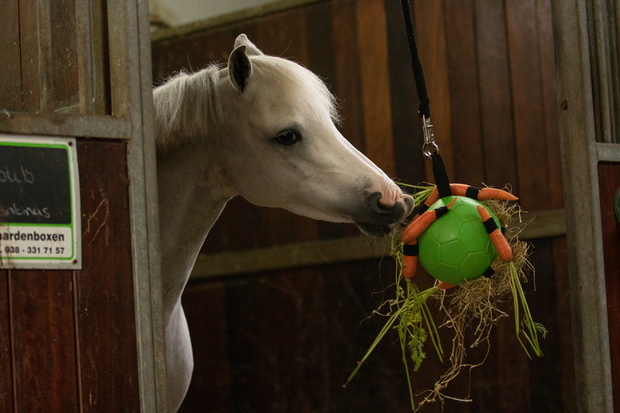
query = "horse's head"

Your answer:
(213, 34), (413, 236)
